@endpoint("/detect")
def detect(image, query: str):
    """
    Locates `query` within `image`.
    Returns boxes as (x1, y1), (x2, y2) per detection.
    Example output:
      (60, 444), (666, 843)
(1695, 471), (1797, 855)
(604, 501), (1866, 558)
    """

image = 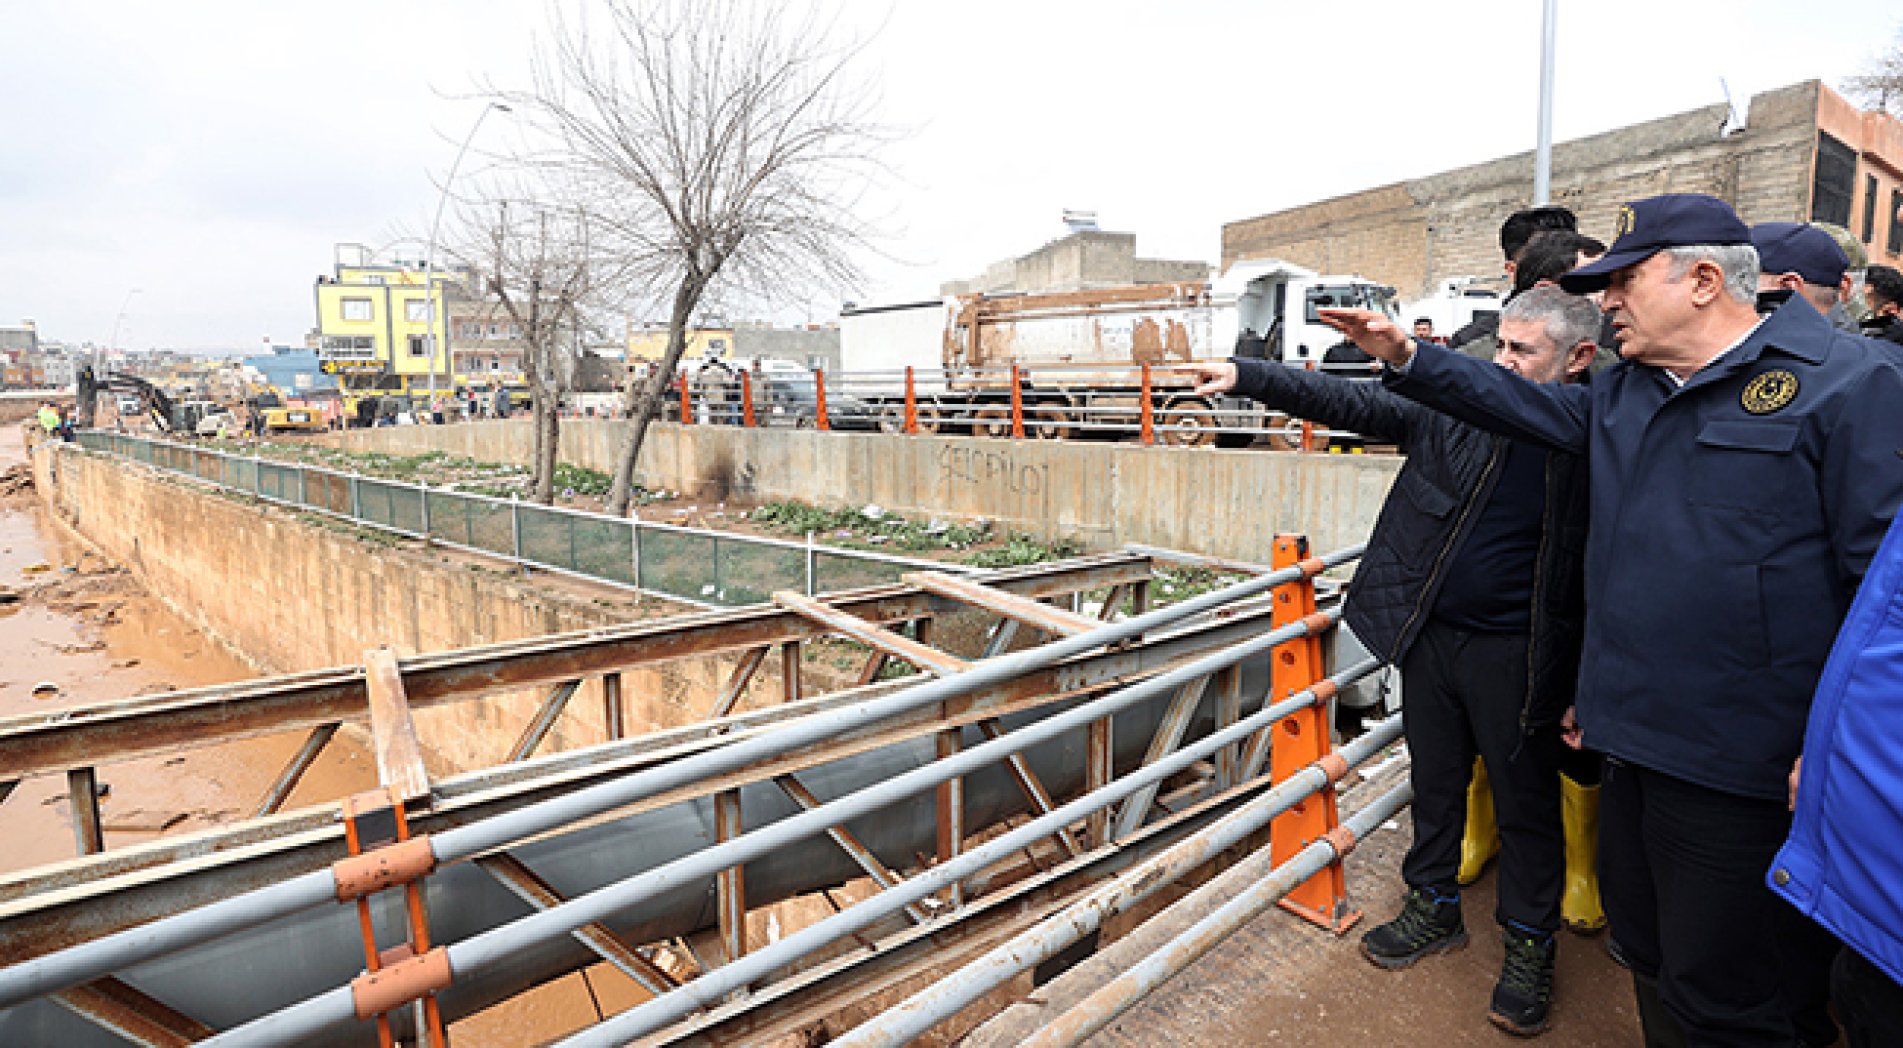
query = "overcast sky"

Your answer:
(0, 0), (1892, 352)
